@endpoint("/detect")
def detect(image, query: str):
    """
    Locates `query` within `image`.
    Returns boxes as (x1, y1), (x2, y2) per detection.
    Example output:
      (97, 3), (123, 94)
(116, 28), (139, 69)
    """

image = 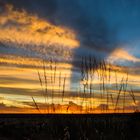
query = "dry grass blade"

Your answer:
(129, 88), (138, 112)
(37, 70), (43, 89)
(110, 94), (114, 110)
(43, 60), (47, 104)
(115, 70), (118, 90)
(59, 72), (61, 93)
(54, 62), (57, 83)
(106, 88), (109, 112)
(130, 89), (136, 105)
(62, 74), (66, 102)
(115, 77), (124, 111)
(108, 63), (111, 83)
(32, 97), (41, 113)
(37, 70), (46, 103)
(123, 73), (128, 112)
